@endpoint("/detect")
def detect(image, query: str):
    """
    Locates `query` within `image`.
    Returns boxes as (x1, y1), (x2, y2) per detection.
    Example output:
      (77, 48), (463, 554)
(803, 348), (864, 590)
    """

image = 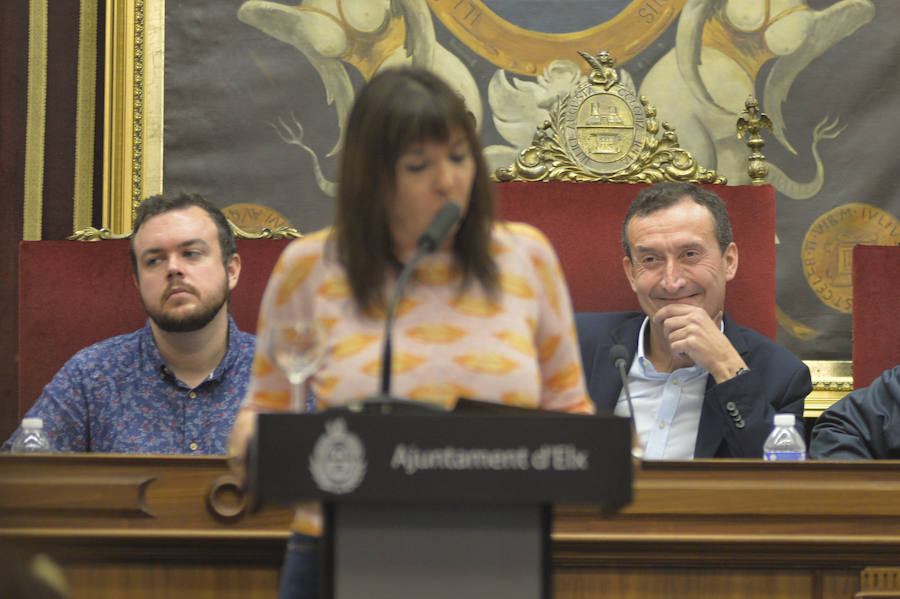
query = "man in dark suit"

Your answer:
(577, 182), (811, 458)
